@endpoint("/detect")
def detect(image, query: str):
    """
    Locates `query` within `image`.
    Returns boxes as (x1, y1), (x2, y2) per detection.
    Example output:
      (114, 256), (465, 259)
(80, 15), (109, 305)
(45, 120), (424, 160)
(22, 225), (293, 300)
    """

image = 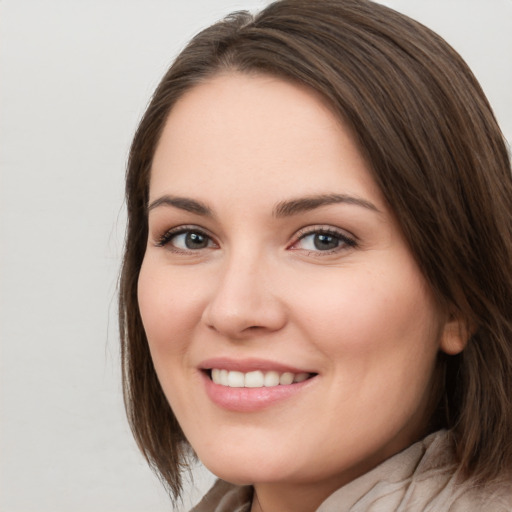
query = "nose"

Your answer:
(201, 251), (287, 339)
